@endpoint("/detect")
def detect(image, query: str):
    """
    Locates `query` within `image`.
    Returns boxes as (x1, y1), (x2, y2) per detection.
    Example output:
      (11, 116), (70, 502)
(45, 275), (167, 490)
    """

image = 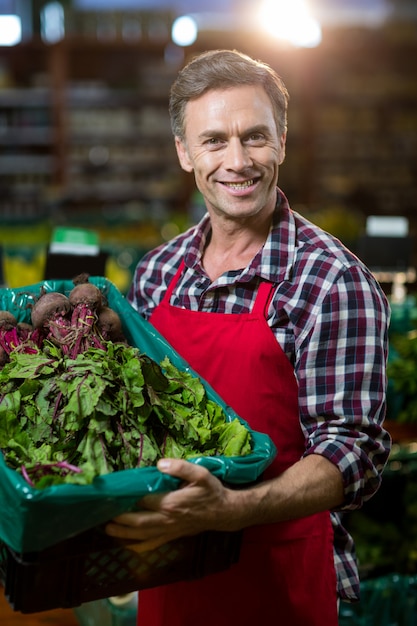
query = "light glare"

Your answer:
(0, 15), (22, 46)
(258, 0), (322, 47)
(171, 15), (198, 47)
(41, 1), (65, 44)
